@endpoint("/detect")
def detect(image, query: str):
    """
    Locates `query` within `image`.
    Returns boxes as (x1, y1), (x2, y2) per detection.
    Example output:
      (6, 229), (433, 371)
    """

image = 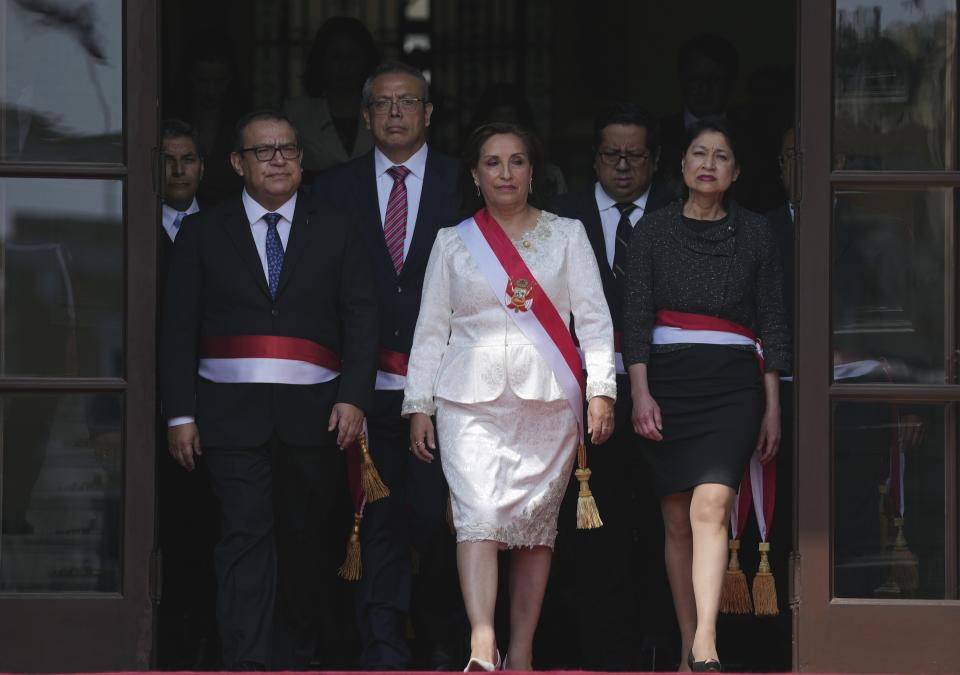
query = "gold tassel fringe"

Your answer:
(338, 513), (363, 581)
(575, 444), (603, 529)
(720, 539), (753, 614)
(752, 542), (779, 616)
(445, 494), (456, 535)
(359, 433), (390, 501)
(887, 517), (919, 592)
